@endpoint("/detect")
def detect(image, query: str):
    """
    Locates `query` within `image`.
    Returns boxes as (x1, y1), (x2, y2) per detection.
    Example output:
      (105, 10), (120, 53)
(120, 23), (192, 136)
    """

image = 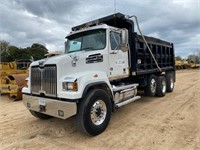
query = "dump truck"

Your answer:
(0, 59), (31, 100)
(23, 13), (175, 136)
